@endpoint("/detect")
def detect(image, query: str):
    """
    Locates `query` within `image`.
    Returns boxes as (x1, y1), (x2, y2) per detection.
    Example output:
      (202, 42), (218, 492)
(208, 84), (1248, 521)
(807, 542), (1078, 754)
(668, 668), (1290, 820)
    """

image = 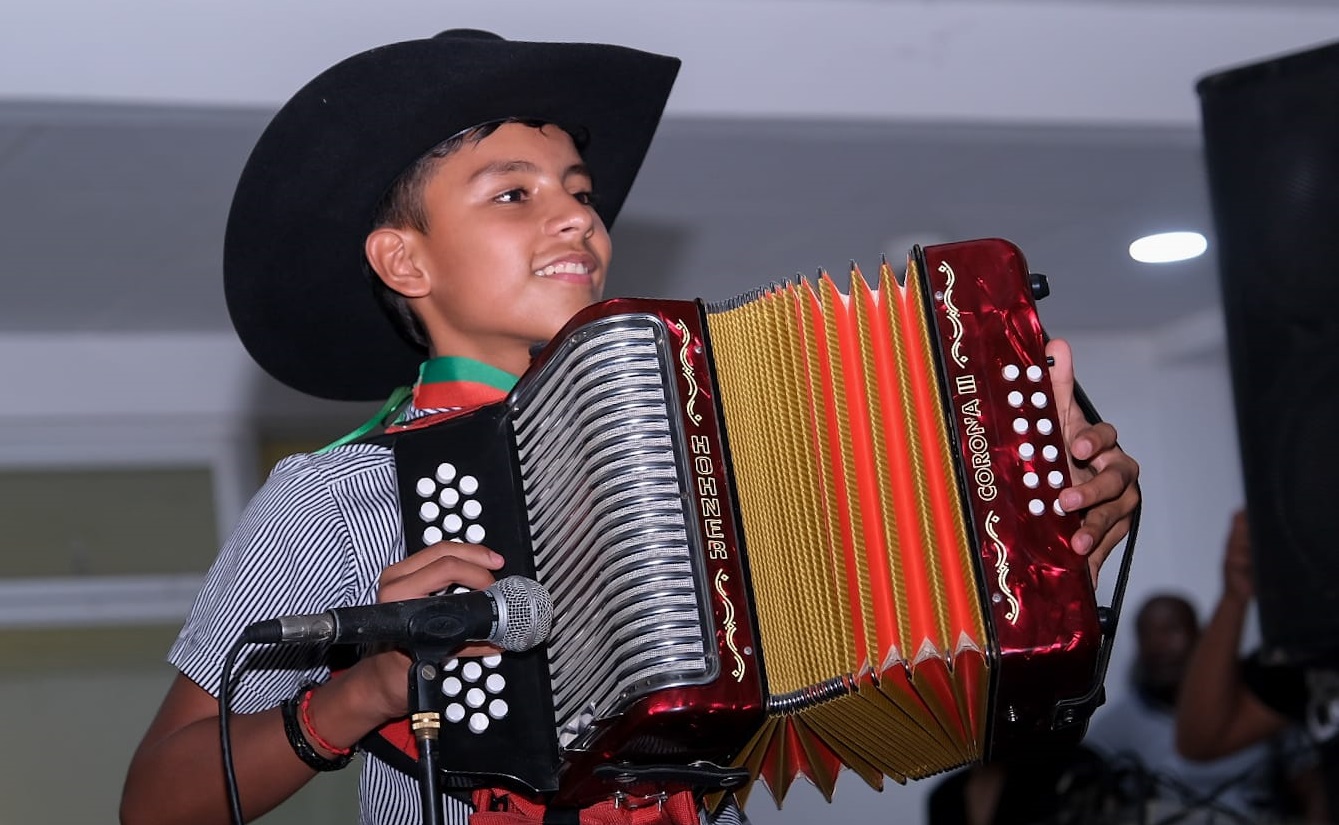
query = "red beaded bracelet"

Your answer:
(298, 685), (354, 757)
